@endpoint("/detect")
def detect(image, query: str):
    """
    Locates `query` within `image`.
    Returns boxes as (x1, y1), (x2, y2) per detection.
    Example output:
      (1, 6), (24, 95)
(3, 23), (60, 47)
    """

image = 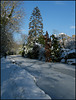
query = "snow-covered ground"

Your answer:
(1, 57), (51, 99)
(6, 55), (75, 99)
